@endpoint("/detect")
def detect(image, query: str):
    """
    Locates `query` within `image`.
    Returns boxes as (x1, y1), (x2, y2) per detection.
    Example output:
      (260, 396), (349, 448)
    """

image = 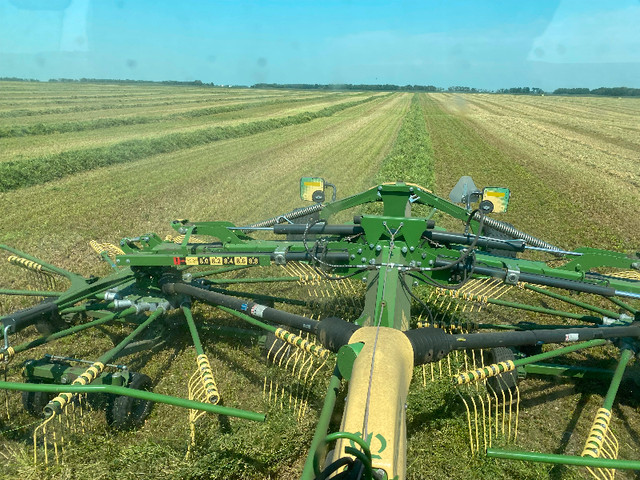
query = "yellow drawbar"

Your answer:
(330, 327), (414, 479)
